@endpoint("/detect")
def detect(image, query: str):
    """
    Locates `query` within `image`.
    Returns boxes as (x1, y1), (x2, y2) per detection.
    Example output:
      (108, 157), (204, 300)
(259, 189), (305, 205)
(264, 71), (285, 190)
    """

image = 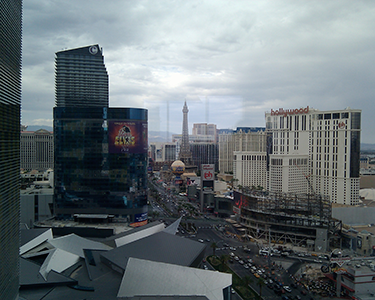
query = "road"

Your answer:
(176, 220), (318, 300)
(149, 179), (321, 299)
